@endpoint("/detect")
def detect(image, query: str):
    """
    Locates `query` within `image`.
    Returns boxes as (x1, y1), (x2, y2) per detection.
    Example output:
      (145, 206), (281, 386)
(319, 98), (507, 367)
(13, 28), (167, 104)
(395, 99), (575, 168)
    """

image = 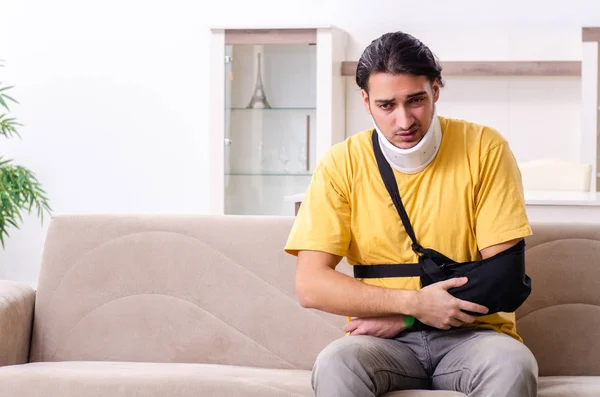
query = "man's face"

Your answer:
(362, 73), (440, 150)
